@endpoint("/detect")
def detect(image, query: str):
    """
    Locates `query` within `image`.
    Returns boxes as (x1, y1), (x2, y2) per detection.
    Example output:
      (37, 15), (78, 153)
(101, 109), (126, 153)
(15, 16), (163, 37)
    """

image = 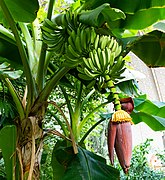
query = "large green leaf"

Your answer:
(131, 95), (165, 131)
(83, 0), (165, 12)
(79, 3), (125, 27)
(0, 125), (17, 180)
(62, 147), (119, 180)
(81, 0), (165, 30)
(52, 141), (120, 180)
(132, 30), (165, 67)
(51, 141), (70, 180)
(124, 8), (165, 30)
(0, 0), (39, 23)
(0, 38), (22, 69)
